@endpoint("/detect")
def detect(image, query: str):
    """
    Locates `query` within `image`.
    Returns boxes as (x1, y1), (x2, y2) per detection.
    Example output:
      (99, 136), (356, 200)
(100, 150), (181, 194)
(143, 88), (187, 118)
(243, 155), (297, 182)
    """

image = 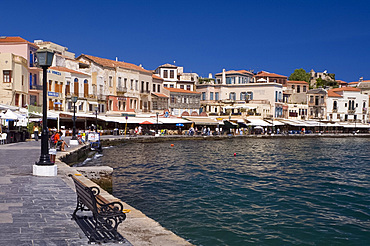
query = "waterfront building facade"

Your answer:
(197, 69), (283, 119)
(307, 88), (327, 120)
(0, 53), (29, 107)
(164, 87), (201, 117)
(77, 54), (153, 115)
(326, 87), (368, 123)
(154, 64), (198, 91)
(0, 36), (41, 107)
